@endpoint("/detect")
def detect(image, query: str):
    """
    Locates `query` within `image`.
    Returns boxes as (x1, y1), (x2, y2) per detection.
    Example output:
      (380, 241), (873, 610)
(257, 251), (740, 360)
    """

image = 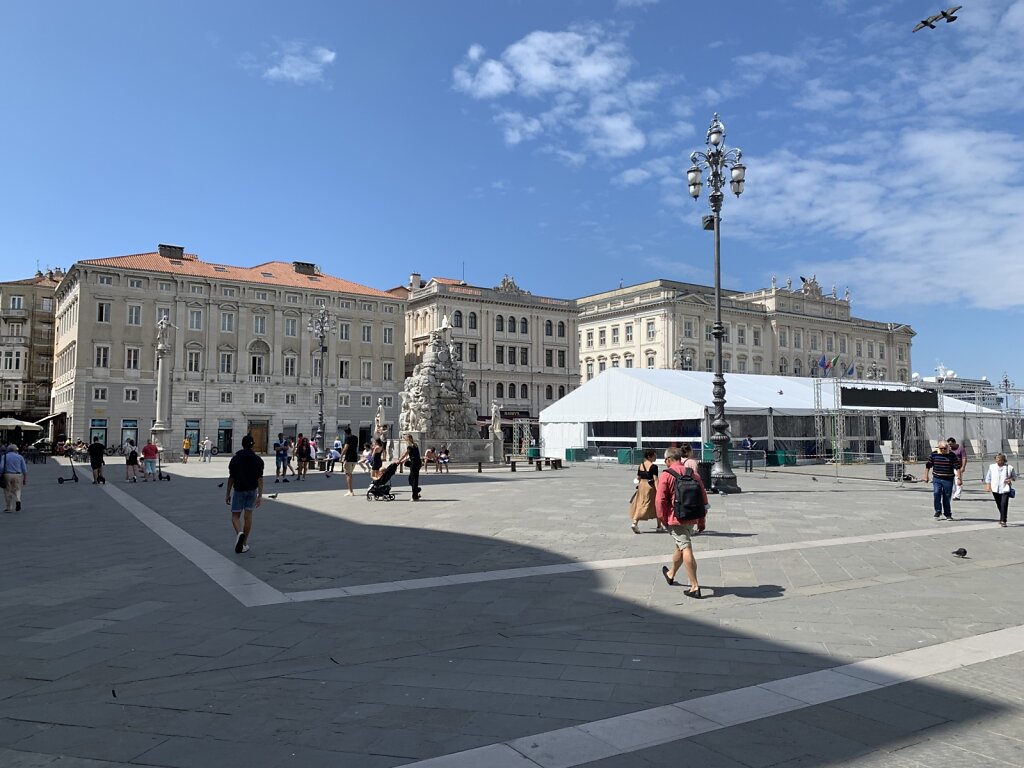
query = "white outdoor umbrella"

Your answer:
(0, 417), (43, 432)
